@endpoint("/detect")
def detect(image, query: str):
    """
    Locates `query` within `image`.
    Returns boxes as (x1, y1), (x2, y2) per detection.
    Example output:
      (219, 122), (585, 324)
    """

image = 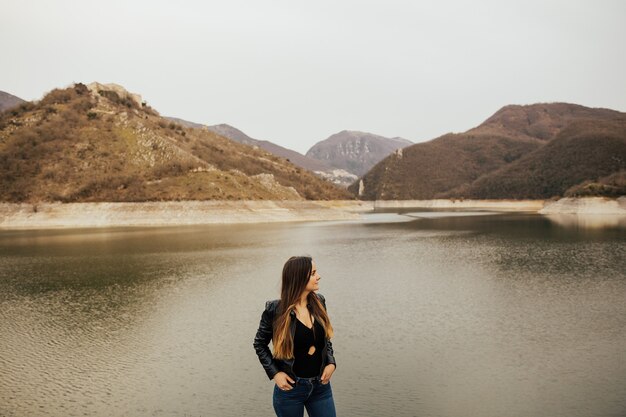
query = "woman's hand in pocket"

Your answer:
(320, 364), (335, 384)
(273, 372), (295, 391)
